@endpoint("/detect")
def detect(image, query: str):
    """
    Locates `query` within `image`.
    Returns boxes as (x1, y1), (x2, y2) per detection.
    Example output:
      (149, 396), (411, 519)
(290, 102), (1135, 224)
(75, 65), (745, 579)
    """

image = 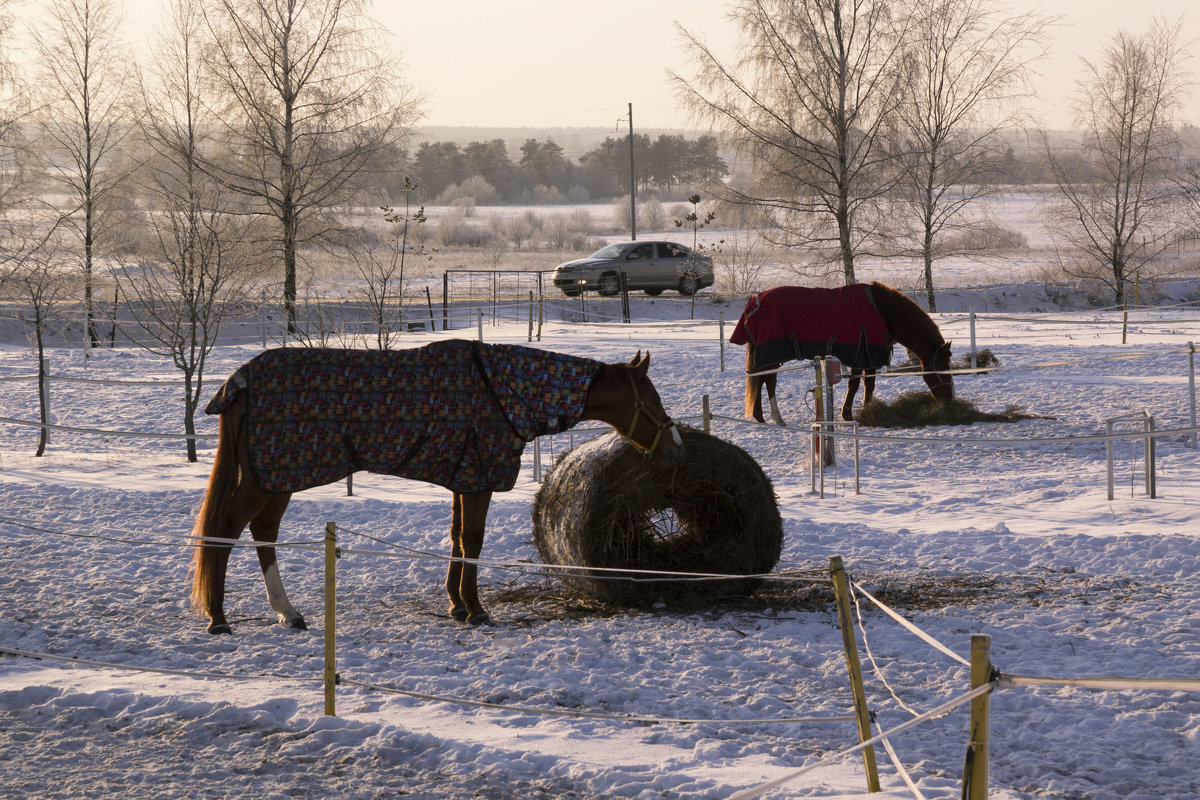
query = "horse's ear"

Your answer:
(631, 350), (650, 377)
